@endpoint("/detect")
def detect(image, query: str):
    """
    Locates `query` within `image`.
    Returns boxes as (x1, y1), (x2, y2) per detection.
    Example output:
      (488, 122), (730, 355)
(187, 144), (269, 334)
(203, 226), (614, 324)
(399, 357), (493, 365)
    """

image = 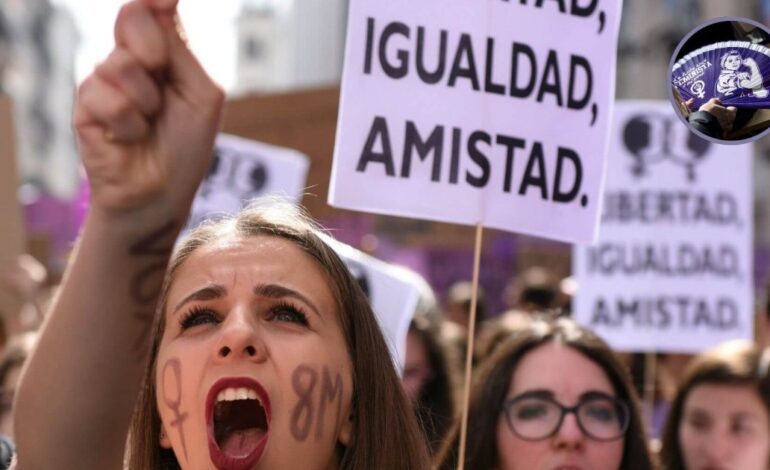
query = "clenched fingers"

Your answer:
(75, 73), (150, 144)
(96, 48), (162, 118)
(114, 0), (168, 71)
